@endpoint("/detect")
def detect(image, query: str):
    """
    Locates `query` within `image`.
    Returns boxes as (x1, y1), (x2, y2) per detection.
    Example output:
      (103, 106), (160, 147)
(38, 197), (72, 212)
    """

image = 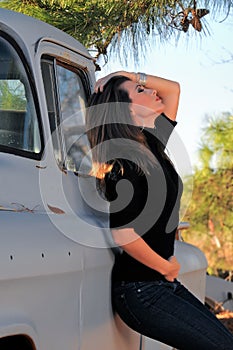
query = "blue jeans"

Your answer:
(112, 280), (233, 350)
